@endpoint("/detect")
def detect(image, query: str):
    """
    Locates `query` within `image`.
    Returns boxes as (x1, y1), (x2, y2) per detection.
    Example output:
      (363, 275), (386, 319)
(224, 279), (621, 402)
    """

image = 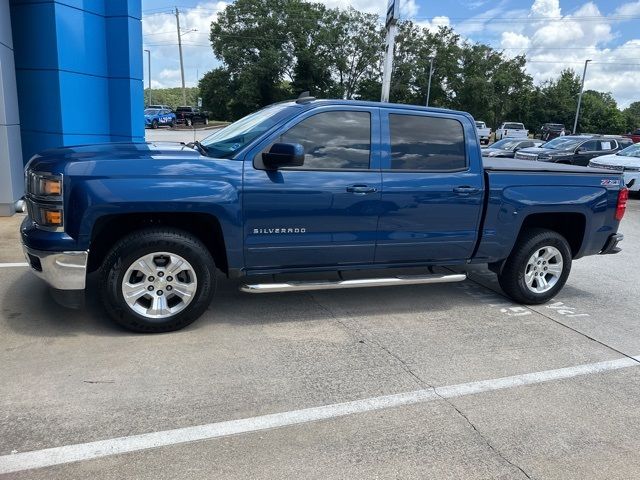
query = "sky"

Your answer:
(141, 0), (640, 108)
